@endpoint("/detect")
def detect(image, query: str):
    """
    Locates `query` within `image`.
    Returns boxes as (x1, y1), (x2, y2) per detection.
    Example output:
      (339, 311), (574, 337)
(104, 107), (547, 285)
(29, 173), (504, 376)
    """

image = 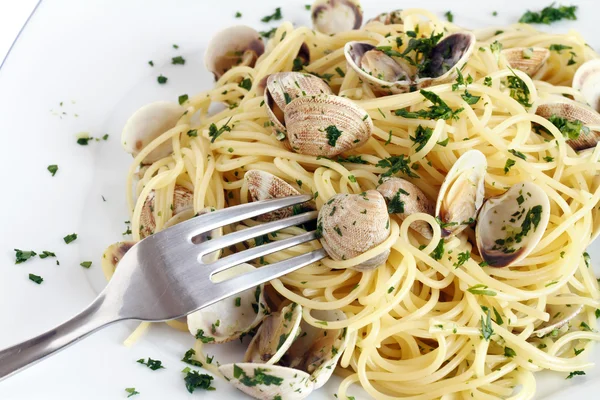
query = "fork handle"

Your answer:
(0, 295), (117, 381)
